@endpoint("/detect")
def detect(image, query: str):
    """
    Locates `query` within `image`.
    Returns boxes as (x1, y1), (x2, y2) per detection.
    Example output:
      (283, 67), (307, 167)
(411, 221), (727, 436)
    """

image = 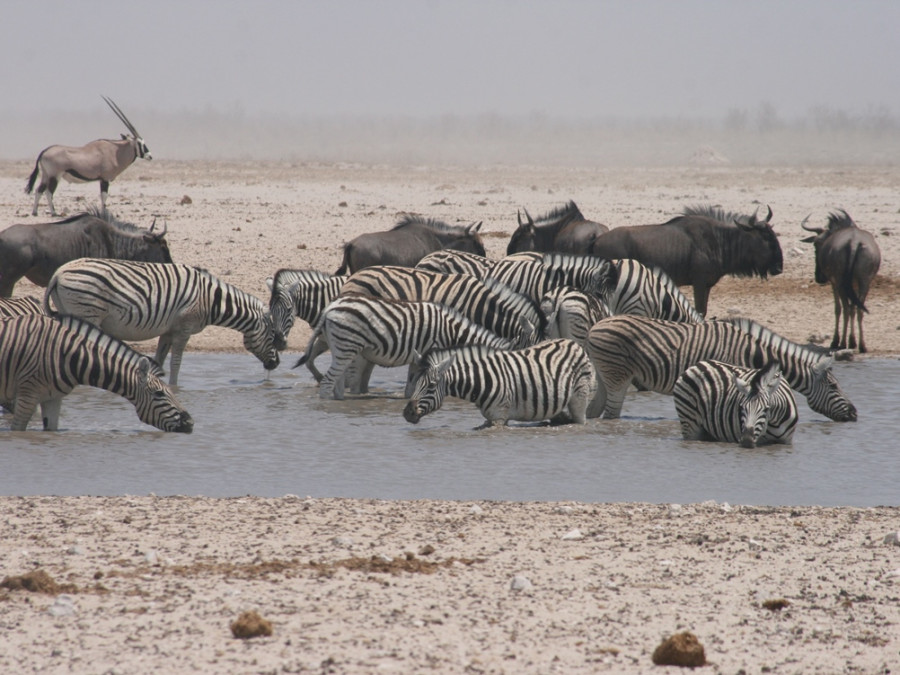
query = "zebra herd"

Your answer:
(0, 214), (857, 446)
